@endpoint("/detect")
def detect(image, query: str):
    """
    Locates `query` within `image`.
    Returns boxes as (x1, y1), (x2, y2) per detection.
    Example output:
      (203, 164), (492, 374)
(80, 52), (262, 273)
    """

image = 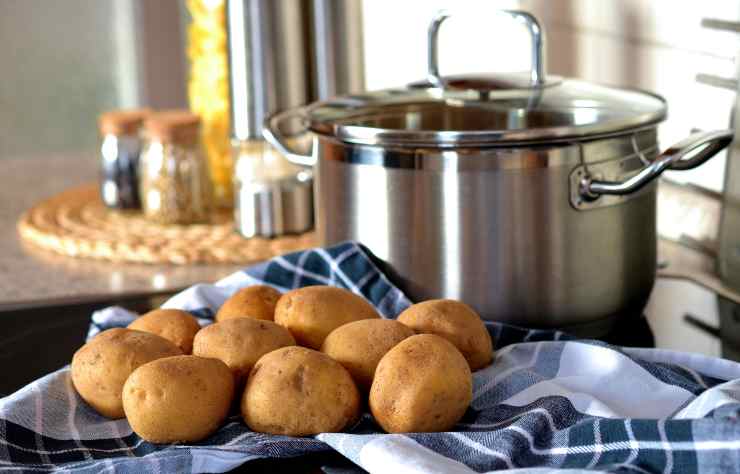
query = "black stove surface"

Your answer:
(599, 312), (656, 348)
(695, 295), (740, 361)
(545, 279), (740, 362)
